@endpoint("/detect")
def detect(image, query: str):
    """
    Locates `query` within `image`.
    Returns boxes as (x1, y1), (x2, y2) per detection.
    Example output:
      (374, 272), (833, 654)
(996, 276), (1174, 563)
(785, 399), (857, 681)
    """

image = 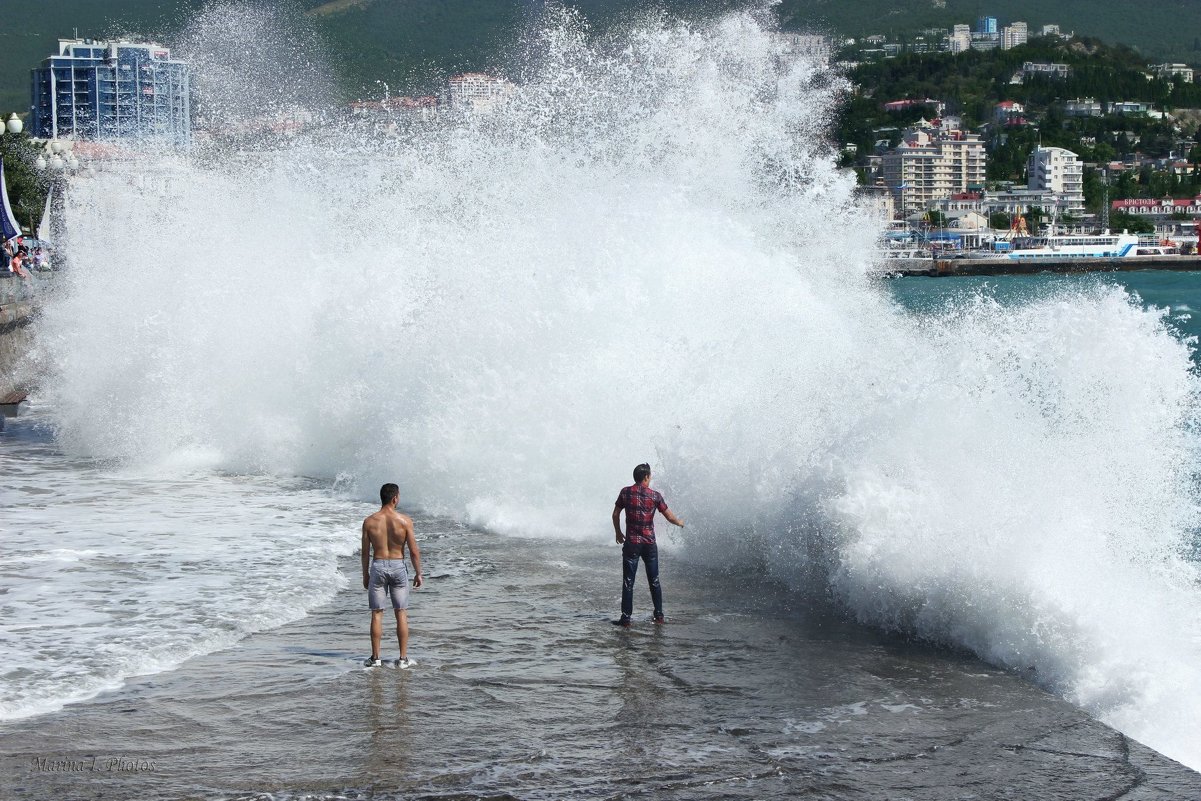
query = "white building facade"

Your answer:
(448, 73), (514, 112)
(776, 34), (834, 66)
(1001, 22), (1028, 50)
(1151, 63), (1194, 83)
(1027, 146), (1085, 215)
(949, 24), (972, 54)
(882, 128), (987, 215)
